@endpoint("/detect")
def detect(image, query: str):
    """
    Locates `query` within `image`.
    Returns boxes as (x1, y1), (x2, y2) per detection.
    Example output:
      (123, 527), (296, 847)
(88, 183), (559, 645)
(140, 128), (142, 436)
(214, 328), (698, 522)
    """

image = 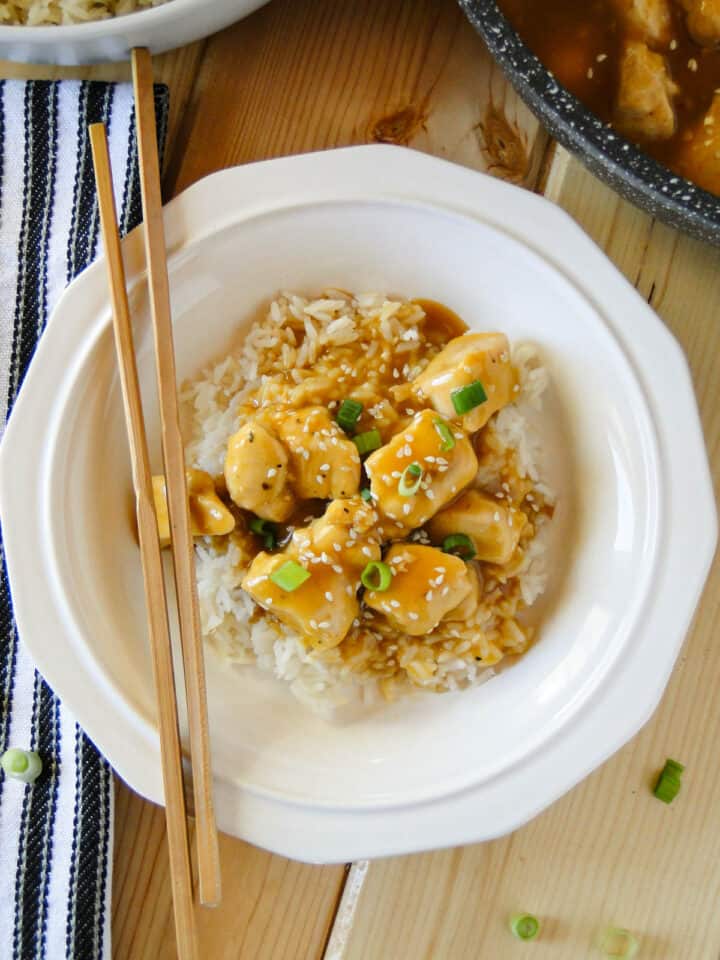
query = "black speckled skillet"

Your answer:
(460, 0), (720, 245)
